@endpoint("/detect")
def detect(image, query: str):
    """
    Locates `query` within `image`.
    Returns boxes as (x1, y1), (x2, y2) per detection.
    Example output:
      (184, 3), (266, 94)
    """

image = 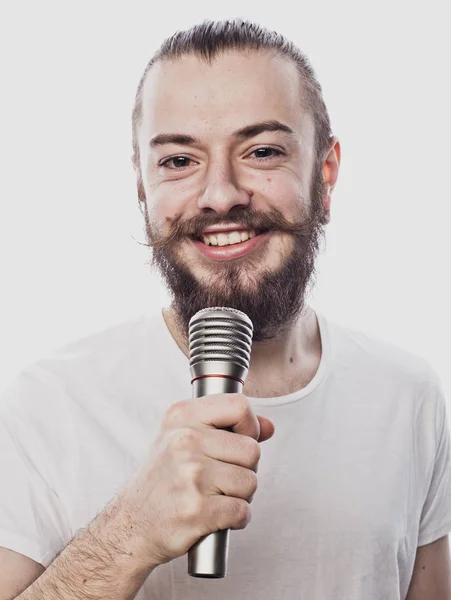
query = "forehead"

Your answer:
(139, 50), (314, 143)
